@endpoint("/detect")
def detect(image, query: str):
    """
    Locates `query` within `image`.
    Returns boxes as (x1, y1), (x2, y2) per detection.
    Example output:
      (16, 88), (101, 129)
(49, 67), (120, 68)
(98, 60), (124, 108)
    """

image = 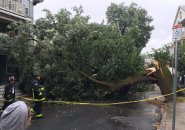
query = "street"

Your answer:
(28, 102), (161, 130)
